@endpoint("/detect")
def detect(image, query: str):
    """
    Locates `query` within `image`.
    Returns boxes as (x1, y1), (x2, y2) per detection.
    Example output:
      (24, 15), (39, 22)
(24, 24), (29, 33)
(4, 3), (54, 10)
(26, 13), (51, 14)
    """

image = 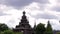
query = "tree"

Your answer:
(15, 32), (23, 34)
(2, 30), (14, 34)
(57, 32), (60, 34)
(45, 21), (53, 34)
(0, 23), (9, 32)
(0, 30), (23, 34)
(36, 23), (46, 34)
(0, 23), (23, 34)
